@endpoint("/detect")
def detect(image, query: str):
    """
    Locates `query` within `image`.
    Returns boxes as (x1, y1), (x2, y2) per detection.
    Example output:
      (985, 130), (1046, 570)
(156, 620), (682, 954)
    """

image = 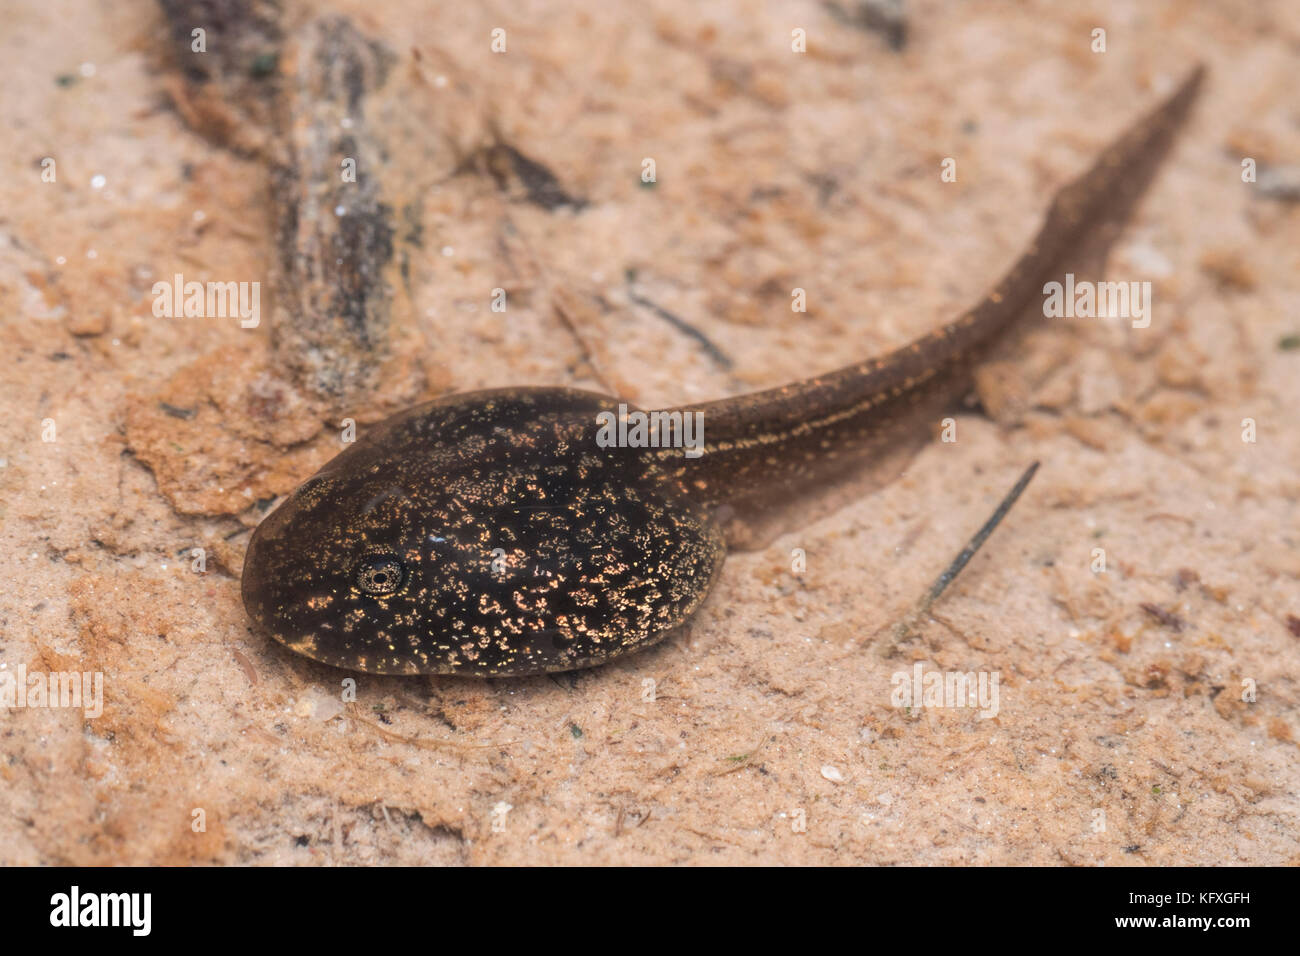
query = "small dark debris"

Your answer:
(803, 171), (839, 206)
(1257, 165), (1300, 203)
(255, 496), (277, 512)
(569, 723), (583, 739)
(401, 202), (424, 249)
(293, 834), (310, 847)
(1123, 844), (1142, 854)
(1278, 334), (1300, 351)
(1174, 567), (1200, 591)
(825, 0), (908, 51)
(55, 73), (78, 88)
(1140, 602), (1184, 632)
(1285, 615), (1300, 639)
(49, 352), (71, 361)
(249, 50), (279, 78)
(480, 143), (585, 211)
(159, 402), (197, 420)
